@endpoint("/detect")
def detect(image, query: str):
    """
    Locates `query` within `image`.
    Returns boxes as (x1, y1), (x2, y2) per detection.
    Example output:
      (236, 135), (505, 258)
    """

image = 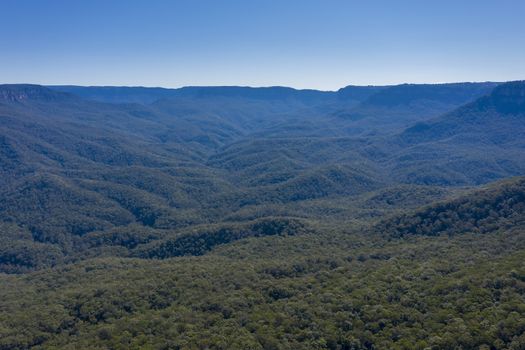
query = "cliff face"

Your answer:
(489, 80), (525, 114)
(0, 84), (72, 103)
